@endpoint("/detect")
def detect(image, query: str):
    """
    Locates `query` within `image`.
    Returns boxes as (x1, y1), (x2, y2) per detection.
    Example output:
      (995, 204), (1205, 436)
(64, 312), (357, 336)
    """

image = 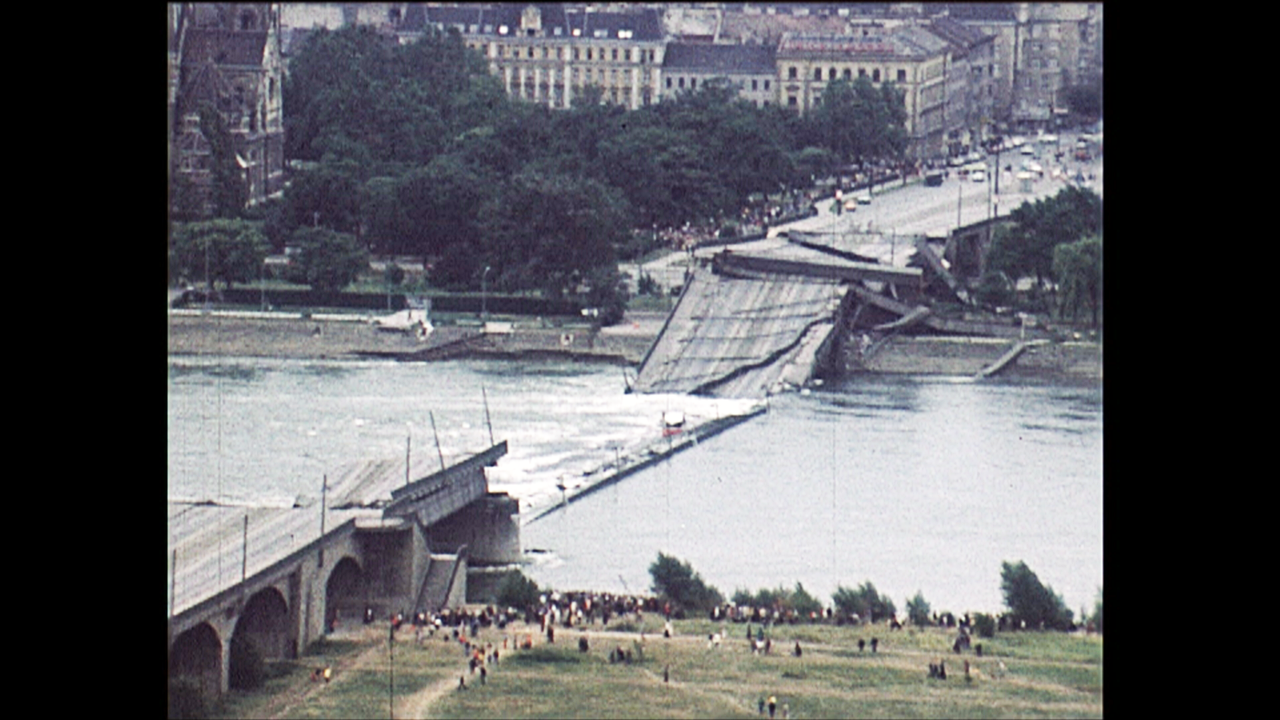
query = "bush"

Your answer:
(496, 570), (542, 610)
(906, 591), (931, 627)
(649, 553), (724, 613)
(1000, 560), (1074, 631)
(973, 613), (996, 638)
(832, 582), (897, 623)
